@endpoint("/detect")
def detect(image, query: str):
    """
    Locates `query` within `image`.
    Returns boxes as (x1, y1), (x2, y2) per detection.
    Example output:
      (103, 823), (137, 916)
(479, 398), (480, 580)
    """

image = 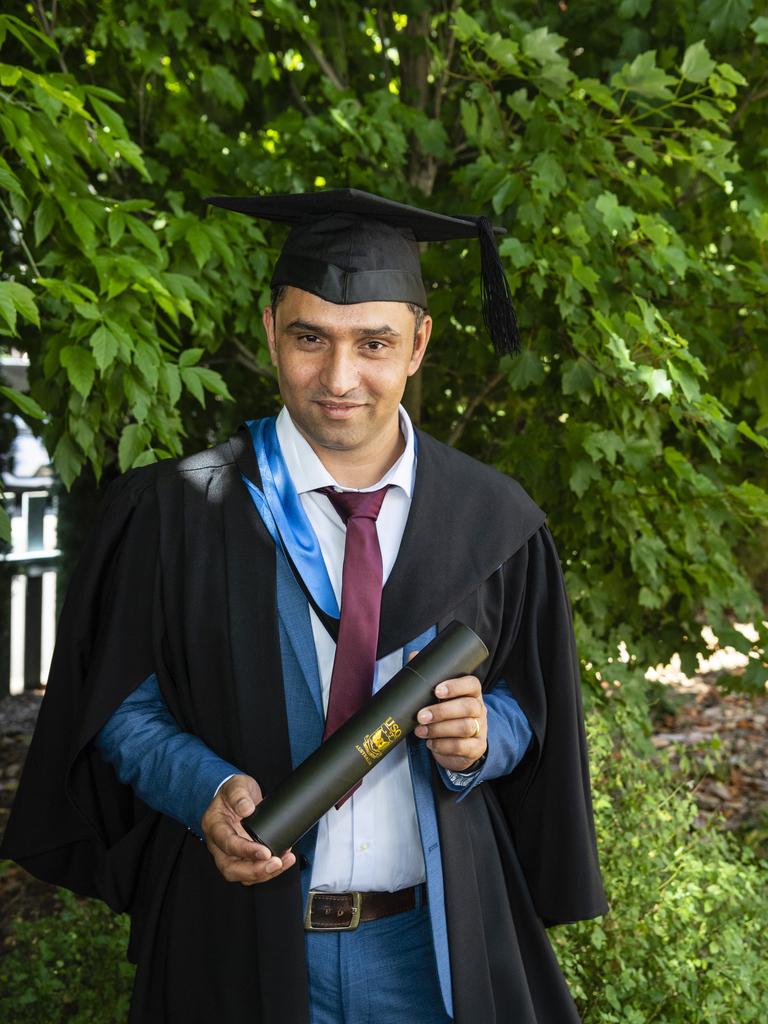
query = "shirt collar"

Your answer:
(275, 405), (416, 497)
